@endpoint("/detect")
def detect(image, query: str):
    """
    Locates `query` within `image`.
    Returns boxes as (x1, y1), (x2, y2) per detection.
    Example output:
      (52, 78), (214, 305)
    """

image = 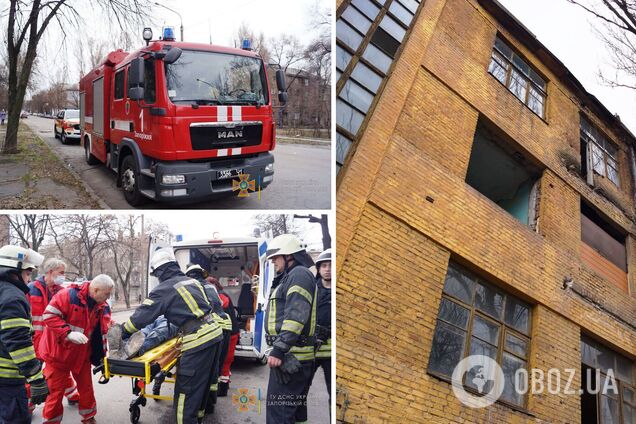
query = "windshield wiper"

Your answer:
(172, 99), (221, 105)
